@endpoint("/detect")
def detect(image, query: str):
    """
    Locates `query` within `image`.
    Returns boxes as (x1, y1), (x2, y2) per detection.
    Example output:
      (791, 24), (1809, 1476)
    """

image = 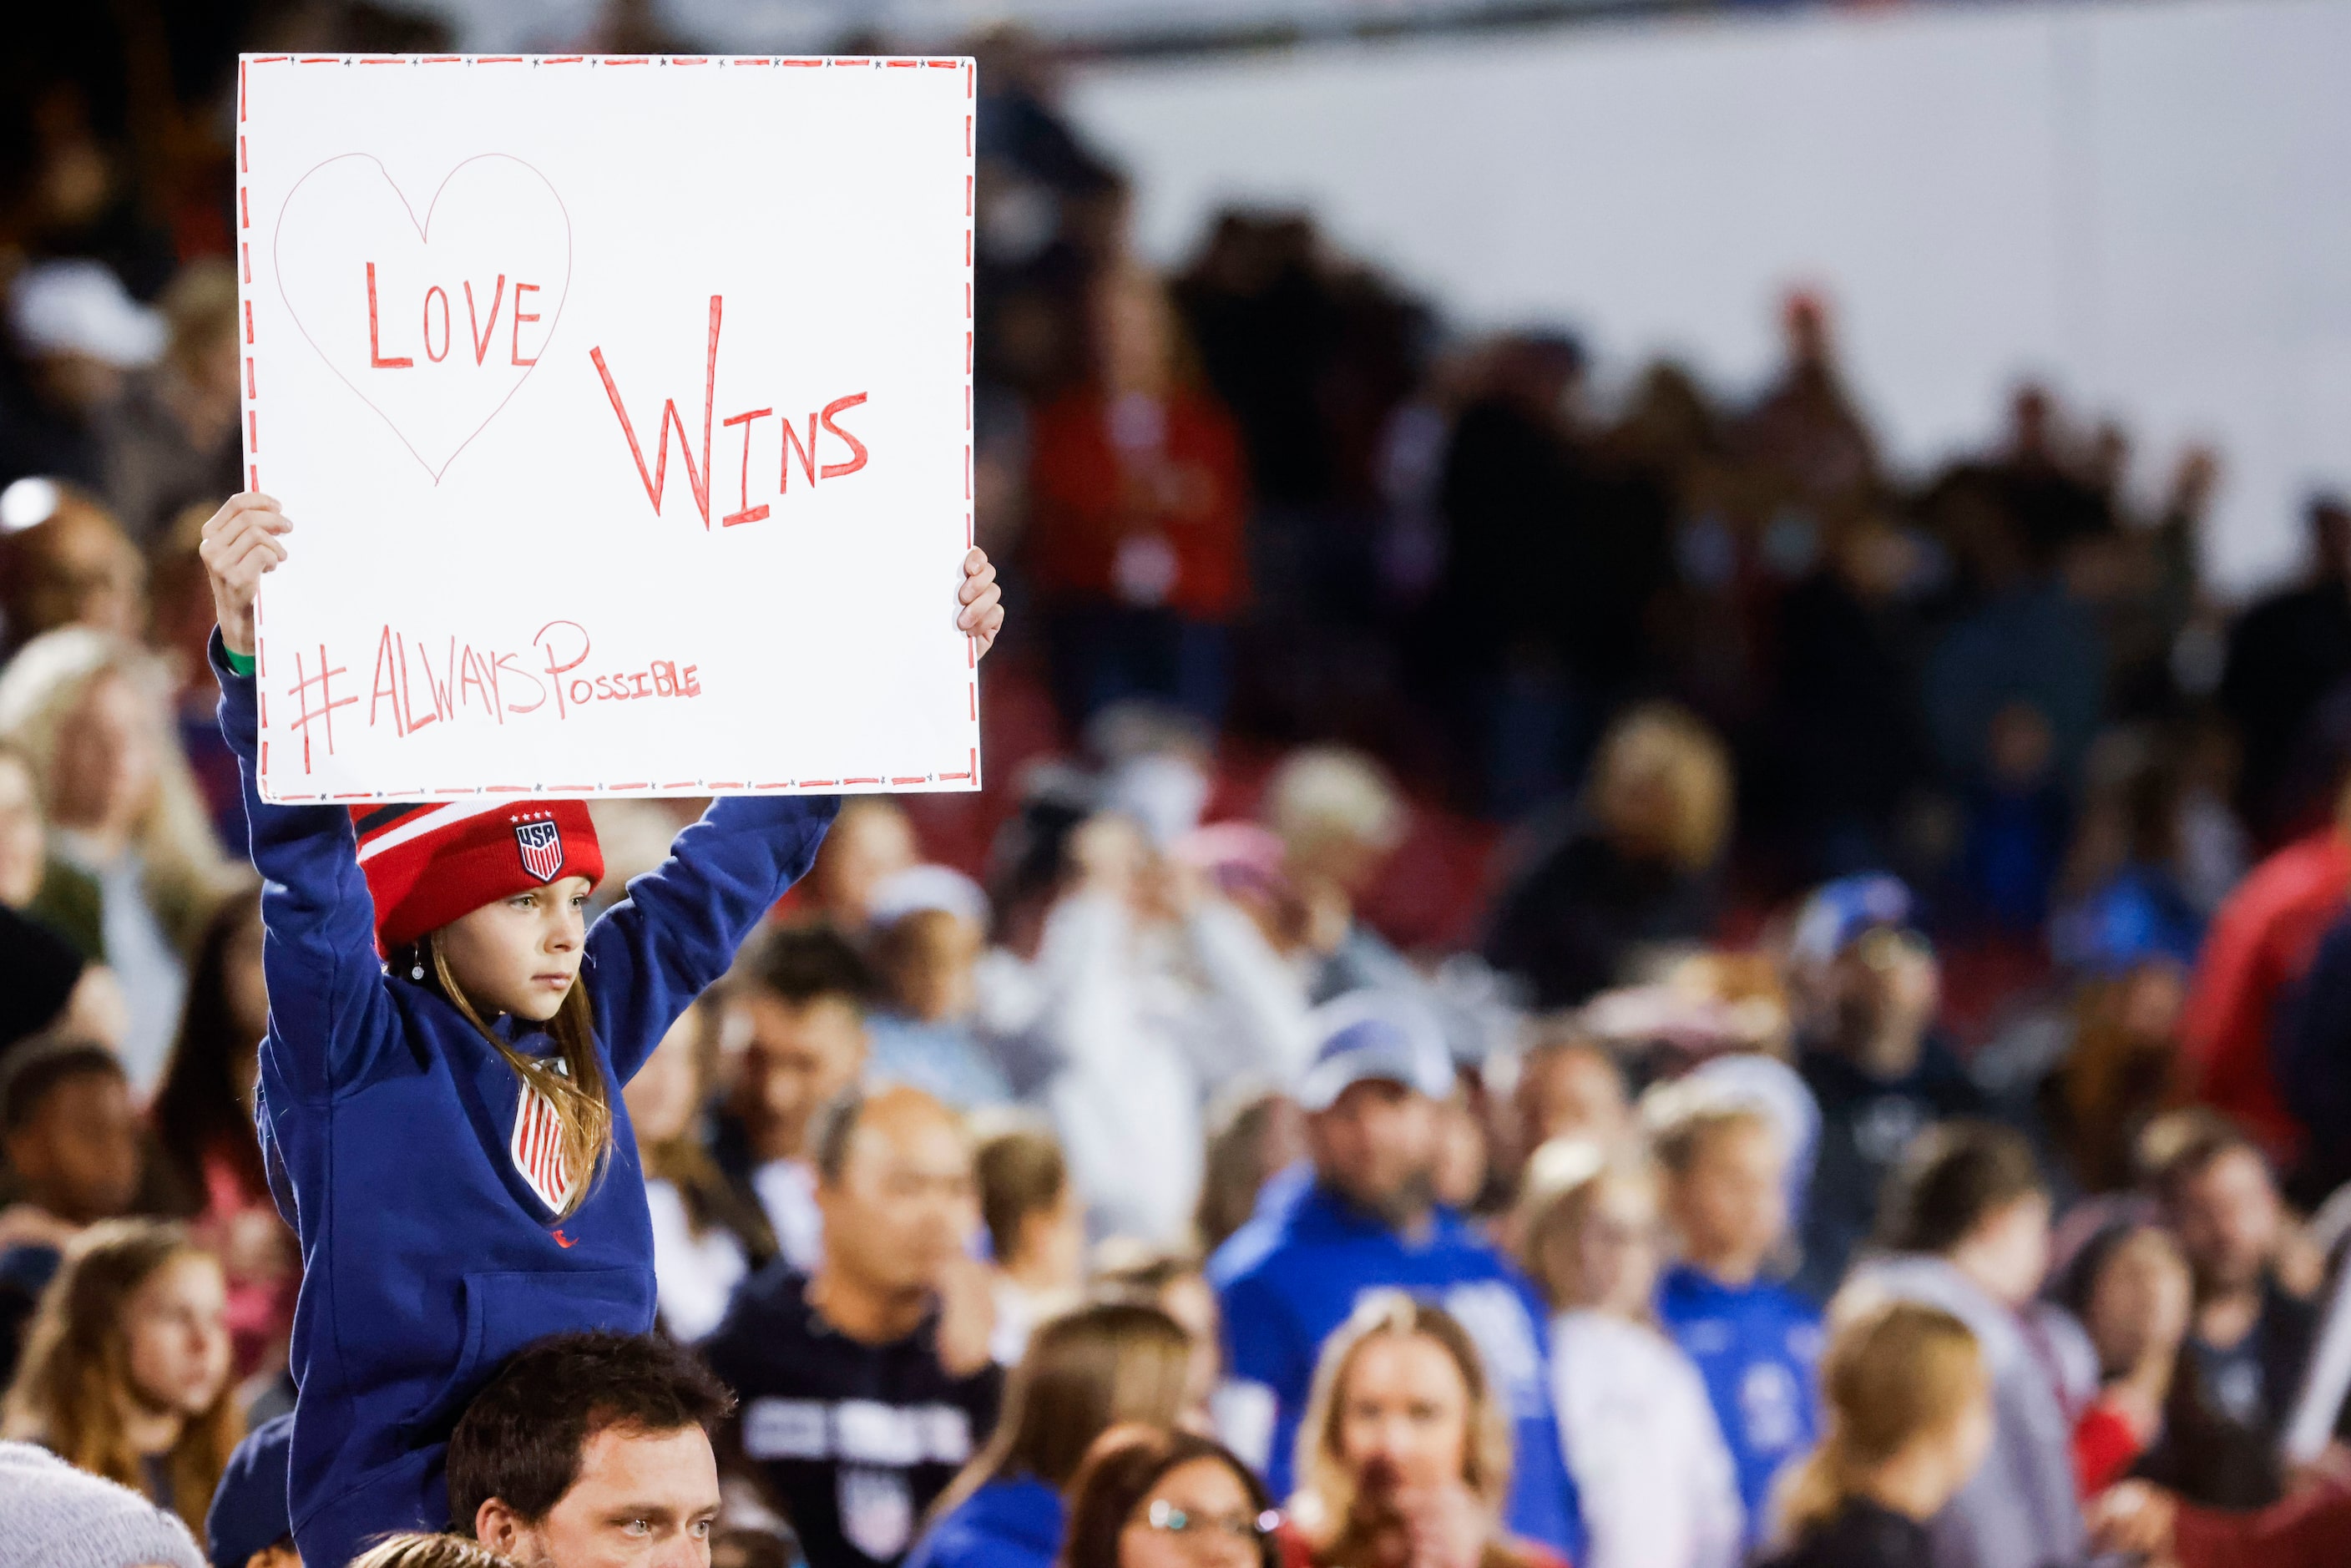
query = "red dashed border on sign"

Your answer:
(240, 53), (983, 802)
